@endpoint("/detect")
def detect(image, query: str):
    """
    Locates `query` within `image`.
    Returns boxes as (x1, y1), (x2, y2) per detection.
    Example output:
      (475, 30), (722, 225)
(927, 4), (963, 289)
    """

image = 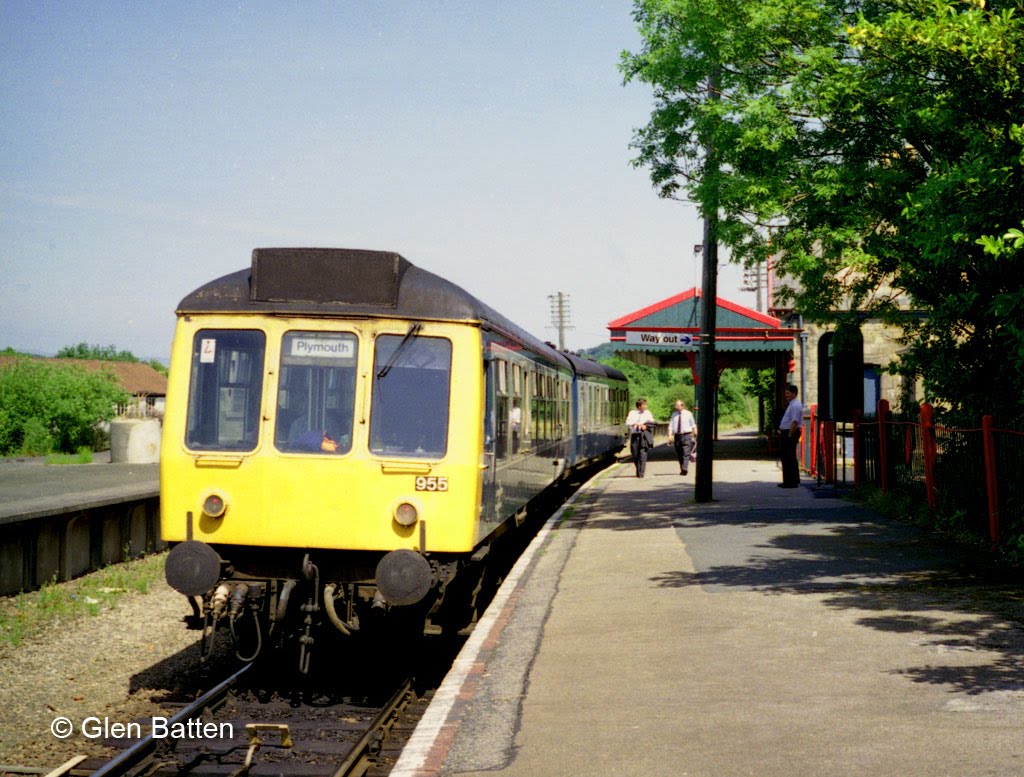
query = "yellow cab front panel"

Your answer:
(160, 314), (485, 554)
